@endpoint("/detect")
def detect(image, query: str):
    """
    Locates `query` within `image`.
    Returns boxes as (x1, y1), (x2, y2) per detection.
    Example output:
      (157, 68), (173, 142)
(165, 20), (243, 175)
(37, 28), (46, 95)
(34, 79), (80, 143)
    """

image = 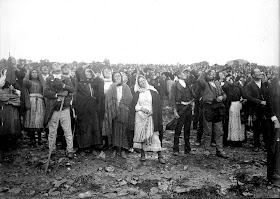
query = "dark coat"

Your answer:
(128, 90), (163, 142)
(74, 76), (104, 147)
(268, 80), (280, 120)
(197, 72), (226, 104)
(43, 75), (75, 127)
(244, 80), (270, 117)
(170, 81), (195, 115)
(222, 81), (246, 110)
